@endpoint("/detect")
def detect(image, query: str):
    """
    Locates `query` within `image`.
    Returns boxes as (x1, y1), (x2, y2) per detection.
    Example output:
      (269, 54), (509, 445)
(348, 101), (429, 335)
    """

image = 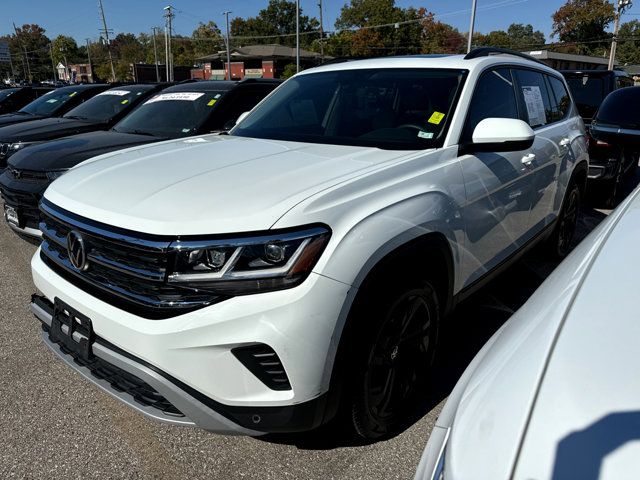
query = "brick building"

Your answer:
(192, 44), (325, 80)
(57, 63), (95, 83)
